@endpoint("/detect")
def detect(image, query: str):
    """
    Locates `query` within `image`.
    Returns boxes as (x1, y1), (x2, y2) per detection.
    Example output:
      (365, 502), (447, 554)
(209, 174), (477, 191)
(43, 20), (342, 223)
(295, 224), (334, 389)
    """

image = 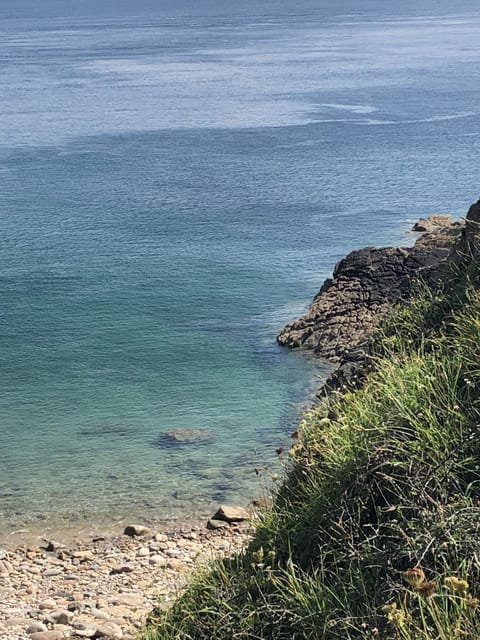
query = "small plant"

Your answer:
(384, 571), (479, 640)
